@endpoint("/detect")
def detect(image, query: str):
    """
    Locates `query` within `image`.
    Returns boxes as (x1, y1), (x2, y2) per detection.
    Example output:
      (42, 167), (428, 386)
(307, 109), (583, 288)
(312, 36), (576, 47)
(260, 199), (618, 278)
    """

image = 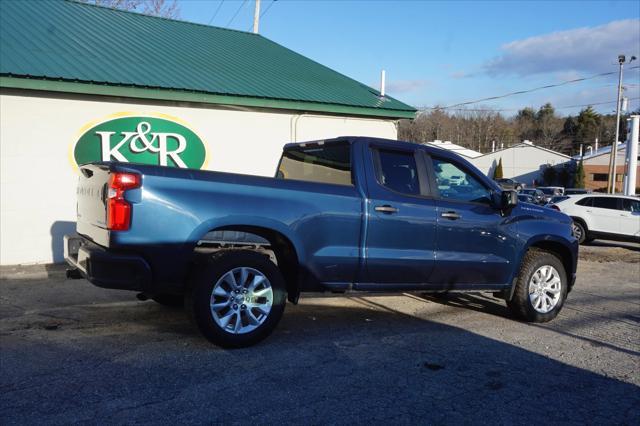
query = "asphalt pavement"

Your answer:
(1, 243), (639, 425)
